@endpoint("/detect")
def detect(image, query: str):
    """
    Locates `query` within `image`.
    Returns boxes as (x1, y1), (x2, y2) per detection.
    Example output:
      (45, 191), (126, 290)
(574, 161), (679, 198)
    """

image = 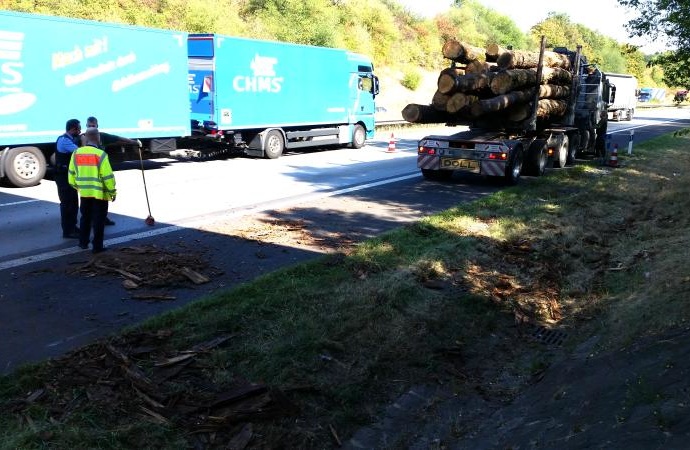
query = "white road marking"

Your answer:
(0, 199), (40, 207)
